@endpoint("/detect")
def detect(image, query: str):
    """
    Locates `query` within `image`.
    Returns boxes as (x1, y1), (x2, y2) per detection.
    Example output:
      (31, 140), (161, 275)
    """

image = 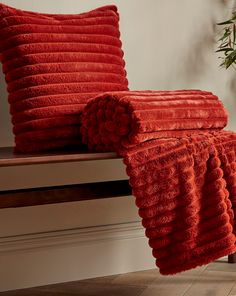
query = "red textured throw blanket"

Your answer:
(81, 90), (236, 275)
